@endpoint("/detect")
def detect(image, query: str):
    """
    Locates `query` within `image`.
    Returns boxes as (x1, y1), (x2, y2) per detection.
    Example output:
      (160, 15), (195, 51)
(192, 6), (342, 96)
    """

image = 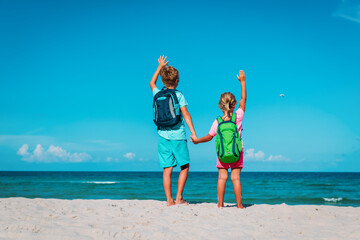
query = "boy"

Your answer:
(150, 55), (197, 206)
